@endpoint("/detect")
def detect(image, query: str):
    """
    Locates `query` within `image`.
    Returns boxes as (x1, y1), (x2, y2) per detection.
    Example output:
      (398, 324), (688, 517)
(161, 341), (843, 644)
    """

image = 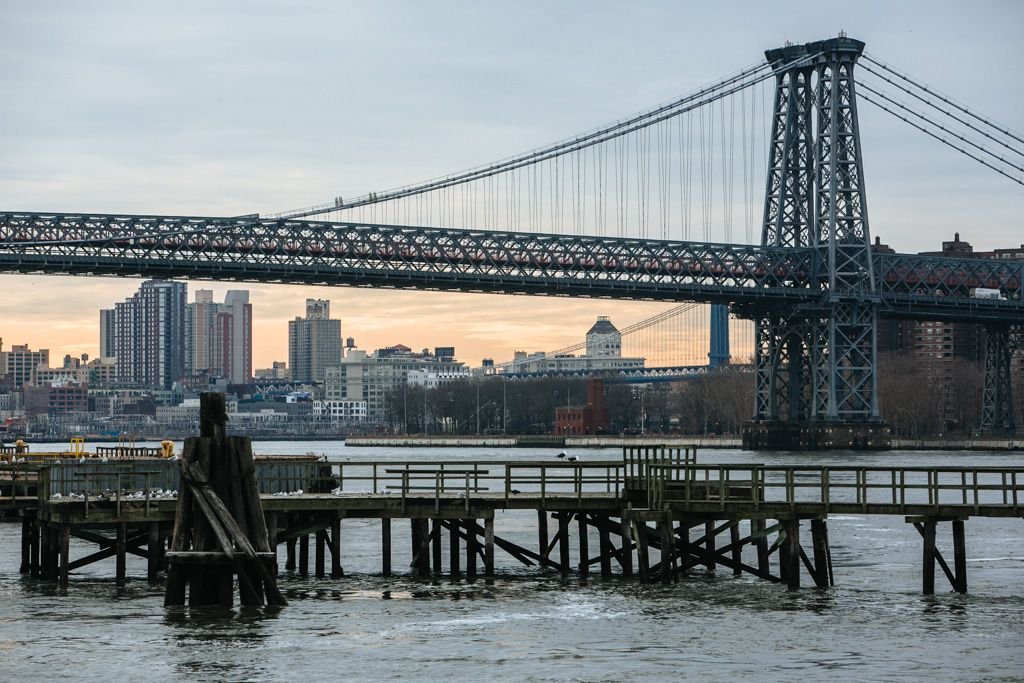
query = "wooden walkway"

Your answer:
(3, 448), (1023, 595)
